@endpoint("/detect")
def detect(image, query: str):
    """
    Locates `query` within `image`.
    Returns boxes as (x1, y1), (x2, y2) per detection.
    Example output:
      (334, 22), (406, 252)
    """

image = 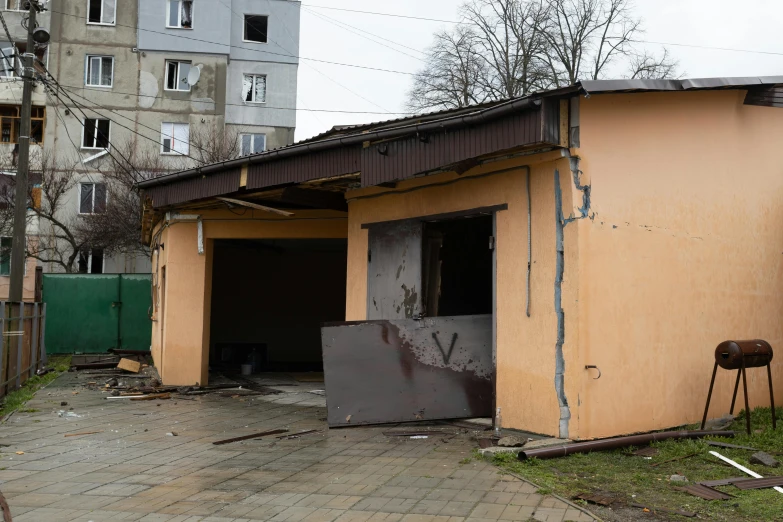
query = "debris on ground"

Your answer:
(706, 441), (761, 451)
(64, 431), (102, 437)
(213, 428), (289, 445)
(60, 401), (67, 406)
(750, 451), (780, 468)
(497, 436), (526, 447)
(650, 452), (699, 468)
(631, 446), (659, 457)
(732, 477), (783, 490)
(674, 483), (732, 500)
(277, 429), (320, 440)
(117, 358), (142, 373)
(704, 414), (735, 431)
(57, 410), (81, 418)
(166, 432), (178, 437)
(669, 474), (689, 482)
(630, 502), (696, 517)
(710, 450), (783, 493)
(573, 492), (615, 506)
